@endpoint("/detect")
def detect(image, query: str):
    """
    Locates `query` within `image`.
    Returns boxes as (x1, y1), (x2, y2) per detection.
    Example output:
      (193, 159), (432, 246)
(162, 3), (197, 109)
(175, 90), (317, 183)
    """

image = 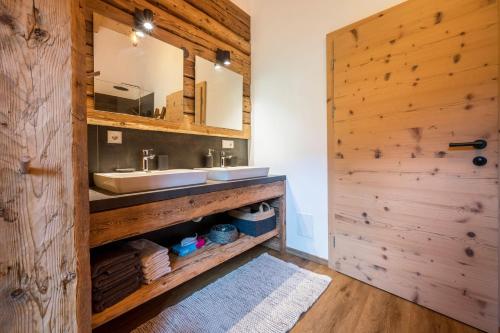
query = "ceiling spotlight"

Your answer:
(142, 9), (154, 30)
(216, 49), (231, 67)
(134, 8), (154, 36)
